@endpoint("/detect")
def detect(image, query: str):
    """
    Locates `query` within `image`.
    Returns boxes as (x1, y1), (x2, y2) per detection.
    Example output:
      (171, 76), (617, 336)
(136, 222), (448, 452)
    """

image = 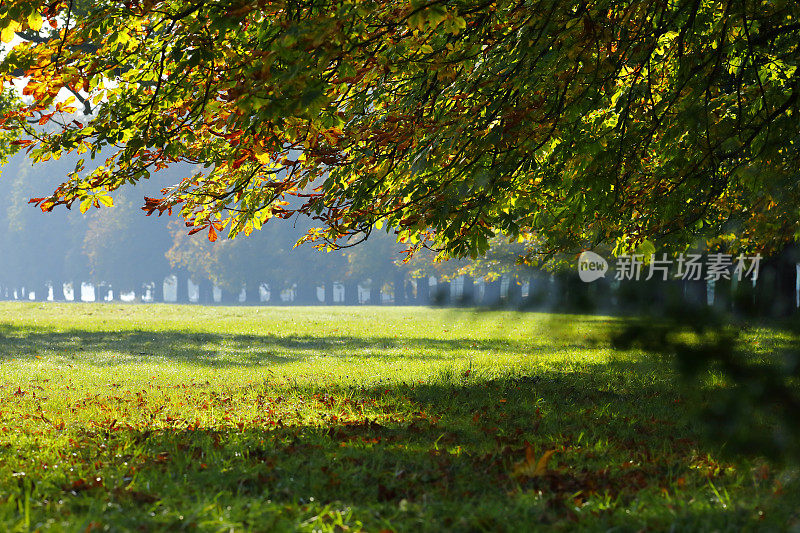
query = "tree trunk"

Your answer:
(344, 281), (359, 305)
(483, 280), (501, 307)
(404, 278), (414, 303)
(372, 279), (385, 305)
(94, 283), (105, 302)
(245, 282), (260, 304)
(295, 282), (317, 305)
(40, 282), (50, 302)
(753, 260), (787, 317)
(459, 276), (475, 306)
(506, 278), (522, 308)
(263, 281), (277, 304)
(152, 279), (164, 303)
(755, 260), (794, 317)
(394, 273), (406, 306)
(51, 281), (64, 301)
(712, 277), (731, 312)
(198, 281), (213, 304)
(776, 260), (797, 316)
(416, 278), (430, 305)
(216, 287), (229, 305)
(433, 280), (450, 306)
(523, 275), (540, 309)
(682, 278), (706, 309)
(322, 281), (333, 305)
(175, 275), (189, 303)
